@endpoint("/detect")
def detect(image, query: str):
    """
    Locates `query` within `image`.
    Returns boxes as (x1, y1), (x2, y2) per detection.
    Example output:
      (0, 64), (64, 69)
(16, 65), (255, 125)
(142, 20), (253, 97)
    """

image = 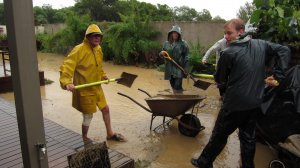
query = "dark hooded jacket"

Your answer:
(215, 37), (290, 111)
(162, 25), (189, 79)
